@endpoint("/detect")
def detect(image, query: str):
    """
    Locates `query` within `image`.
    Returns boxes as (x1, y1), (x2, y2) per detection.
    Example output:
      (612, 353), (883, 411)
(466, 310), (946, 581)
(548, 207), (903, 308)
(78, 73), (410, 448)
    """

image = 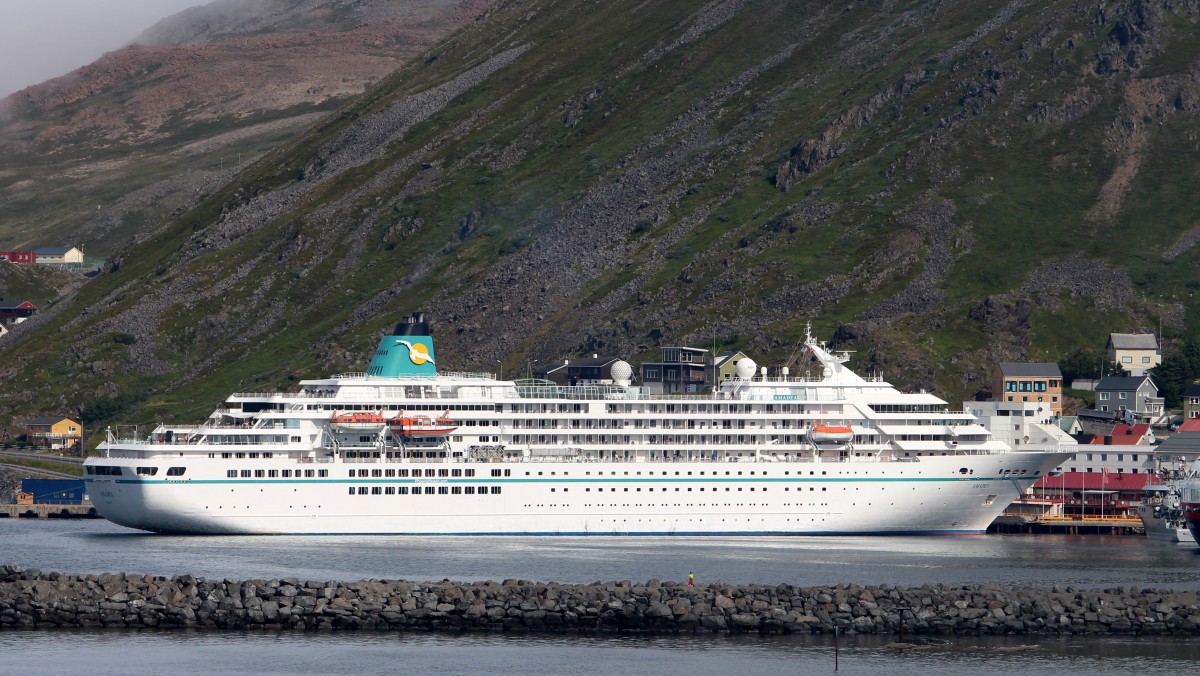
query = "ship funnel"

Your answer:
(367, 313), (437, 377)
